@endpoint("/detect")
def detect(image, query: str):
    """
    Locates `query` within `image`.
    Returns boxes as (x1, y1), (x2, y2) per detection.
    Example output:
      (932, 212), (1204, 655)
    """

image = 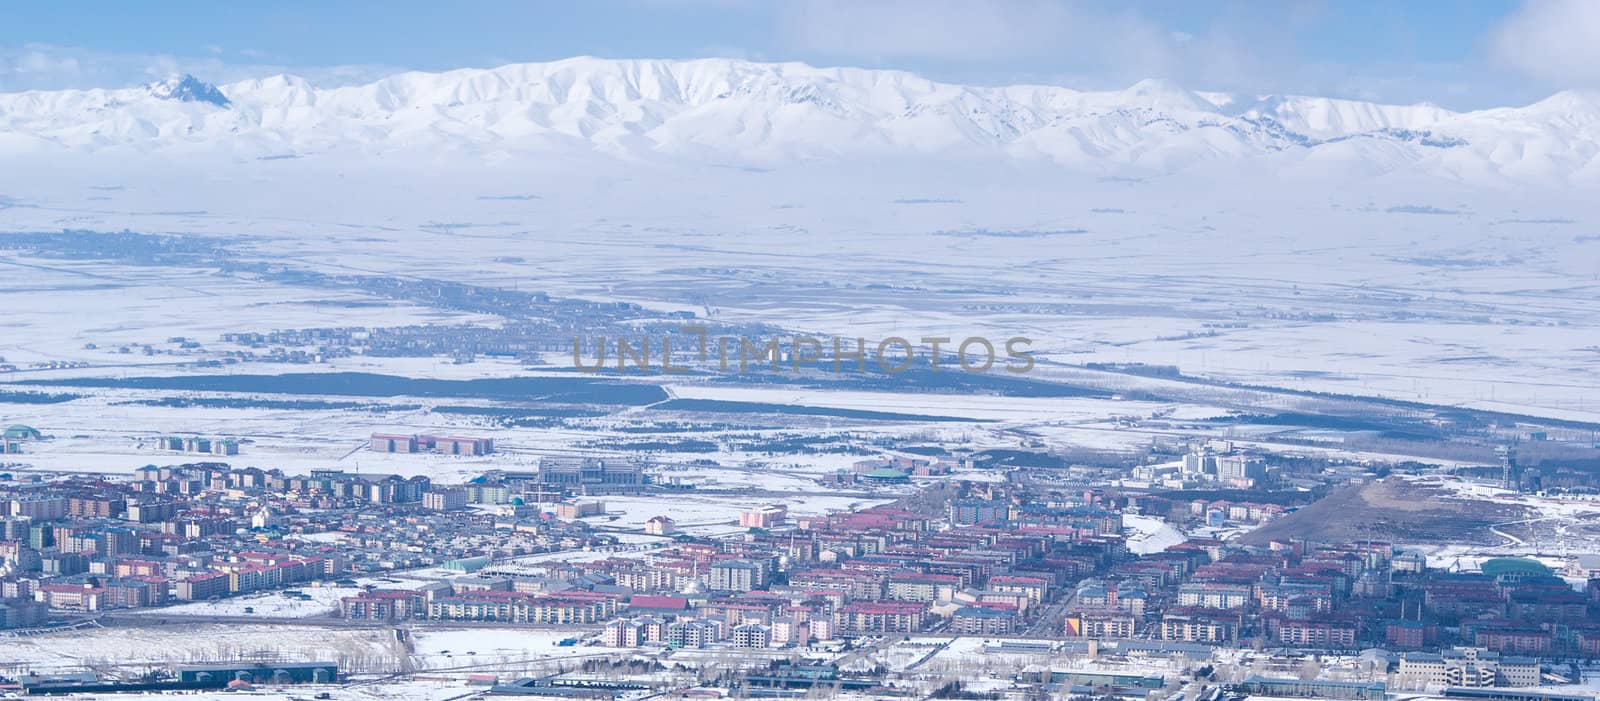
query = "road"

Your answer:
(1023, 588), (1076, 638)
